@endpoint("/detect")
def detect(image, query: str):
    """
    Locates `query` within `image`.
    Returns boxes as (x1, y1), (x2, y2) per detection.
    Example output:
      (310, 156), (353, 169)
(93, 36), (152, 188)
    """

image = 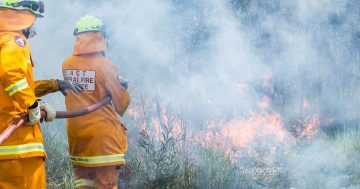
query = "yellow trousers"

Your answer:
(74, 165), (120, 189)
(0, 157), (45, 189)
